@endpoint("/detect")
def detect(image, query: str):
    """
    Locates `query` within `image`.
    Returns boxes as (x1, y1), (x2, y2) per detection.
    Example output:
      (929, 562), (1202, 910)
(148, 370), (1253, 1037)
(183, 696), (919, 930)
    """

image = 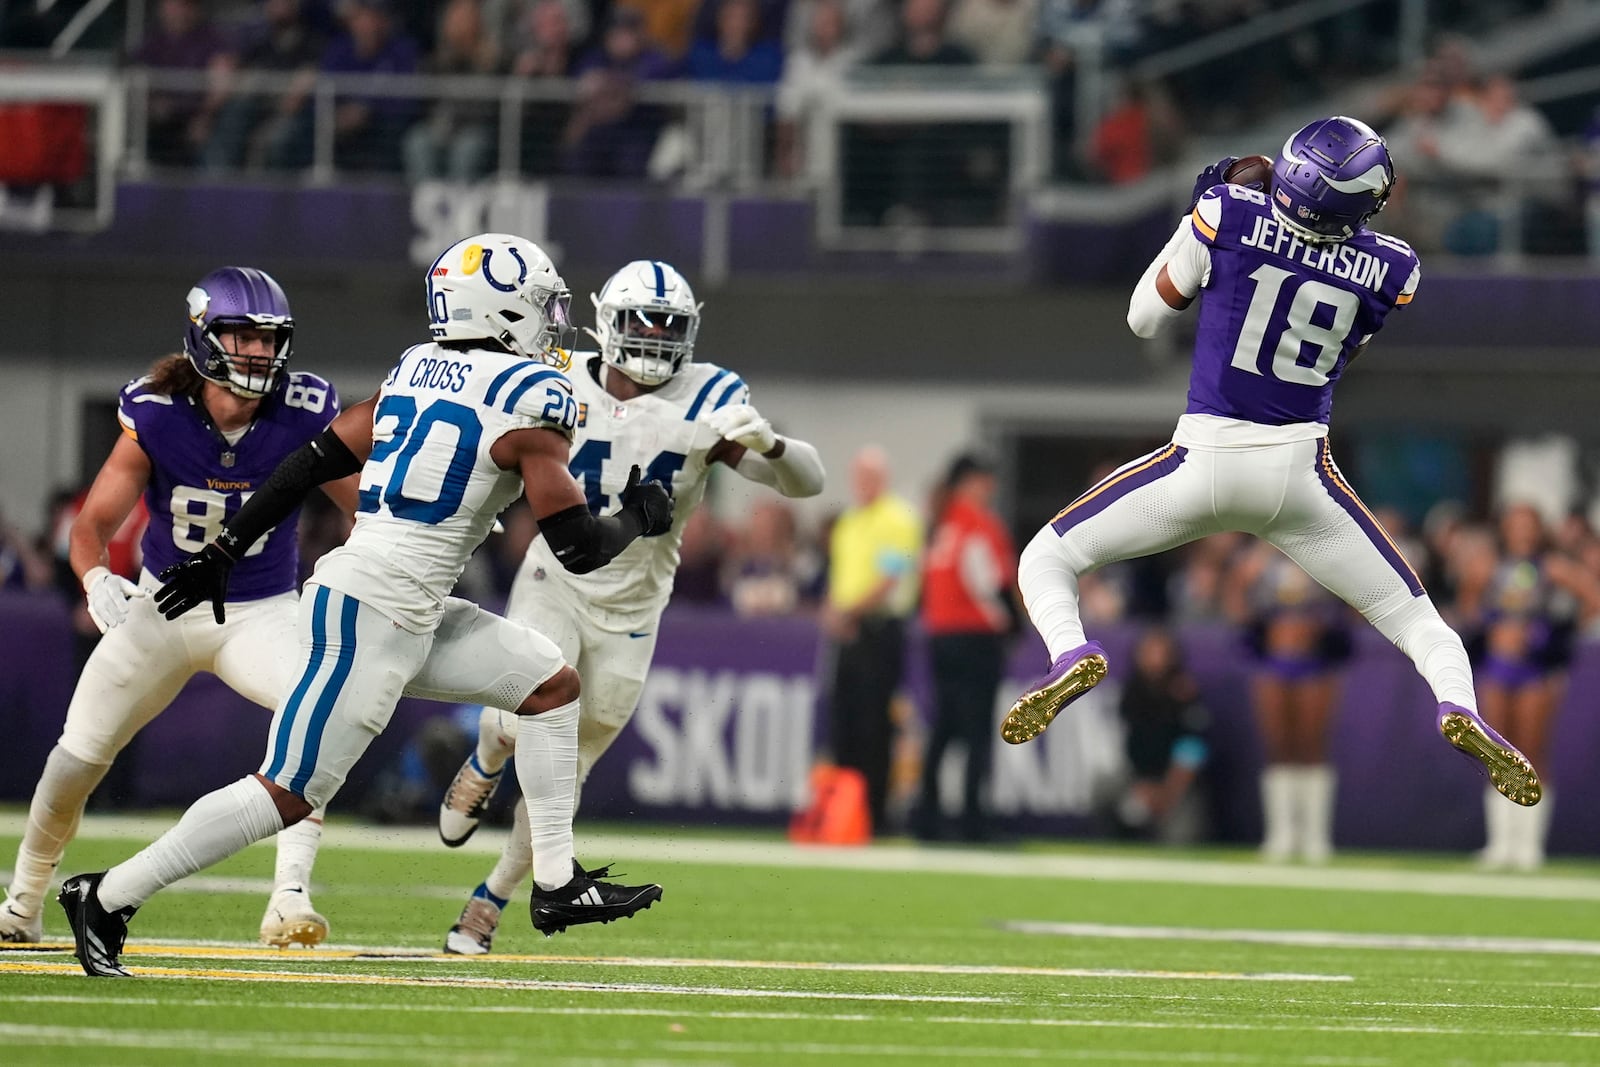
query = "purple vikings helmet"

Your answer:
(183, 266), (295, 398)
(1271, 116), (1394, 242)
